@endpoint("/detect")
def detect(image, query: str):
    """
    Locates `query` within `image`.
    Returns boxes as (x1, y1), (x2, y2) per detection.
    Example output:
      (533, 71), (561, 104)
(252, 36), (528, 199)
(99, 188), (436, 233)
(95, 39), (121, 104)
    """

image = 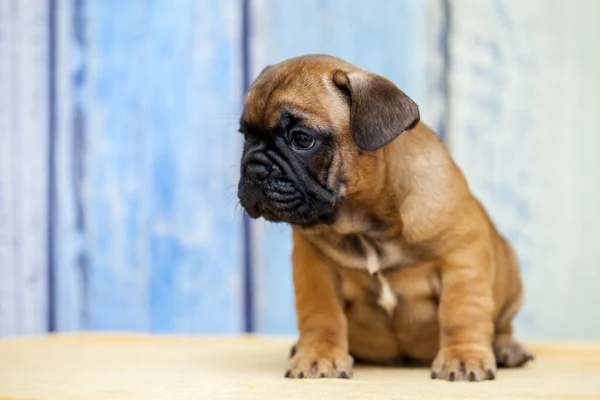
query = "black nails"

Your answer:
(431, 371), (437, 379)
(449, 372), (455, 381)
(320, 373), (326, 378)
(487, 369), (496, 380)
(340, 371), (349, 379)
(298, 372), (304, 379)
(285, 370), (292, 378)
(469, 371), (476, 381)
